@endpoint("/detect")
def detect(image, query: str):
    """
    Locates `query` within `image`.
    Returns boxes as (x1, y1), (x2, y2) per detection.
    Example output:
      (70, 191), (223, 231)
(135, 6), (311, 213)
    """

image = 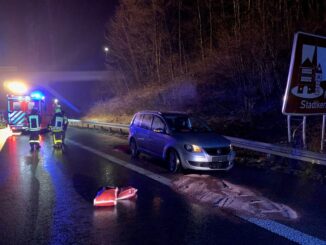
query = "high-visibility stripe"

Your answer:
(9, 111), (17, 119)
(54, 139), (62, 144)
(52, 129), (63, 132)
(29, 128), (40, 131)
(13, 113), (25, 124)
(15, 117), (26, 126)
(10, 111), (25, 125)
(28, 115), (40, 130)
(10, 111), (22, 122)
(29, 140), (40, 143)
(10, 111), (22, 121)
